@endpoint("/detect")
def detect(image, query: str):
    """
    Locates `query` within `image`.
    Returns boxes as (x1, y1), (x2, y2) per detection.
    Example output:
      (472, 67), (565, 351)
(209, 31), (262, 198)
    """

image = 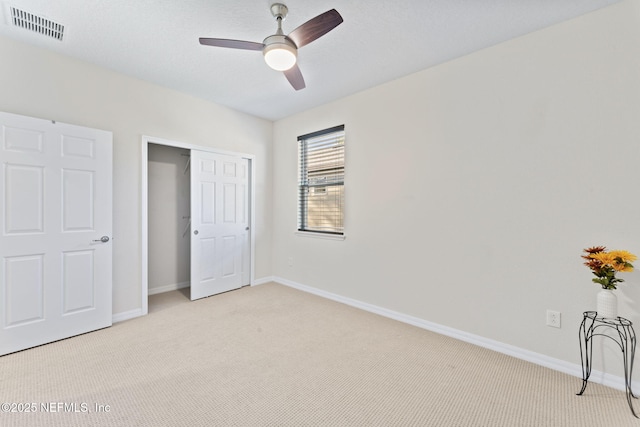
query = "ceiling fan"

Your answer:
(199, 3), (343, 91)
